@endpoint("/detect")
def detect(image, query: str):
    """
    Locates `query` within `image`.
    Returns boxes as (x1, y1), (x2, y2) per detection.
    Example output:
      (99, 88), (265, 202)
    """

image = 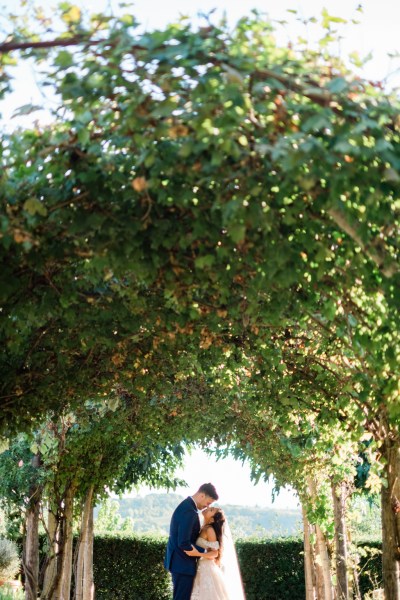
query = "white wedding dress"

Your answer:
(191, 537), (230, 600)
